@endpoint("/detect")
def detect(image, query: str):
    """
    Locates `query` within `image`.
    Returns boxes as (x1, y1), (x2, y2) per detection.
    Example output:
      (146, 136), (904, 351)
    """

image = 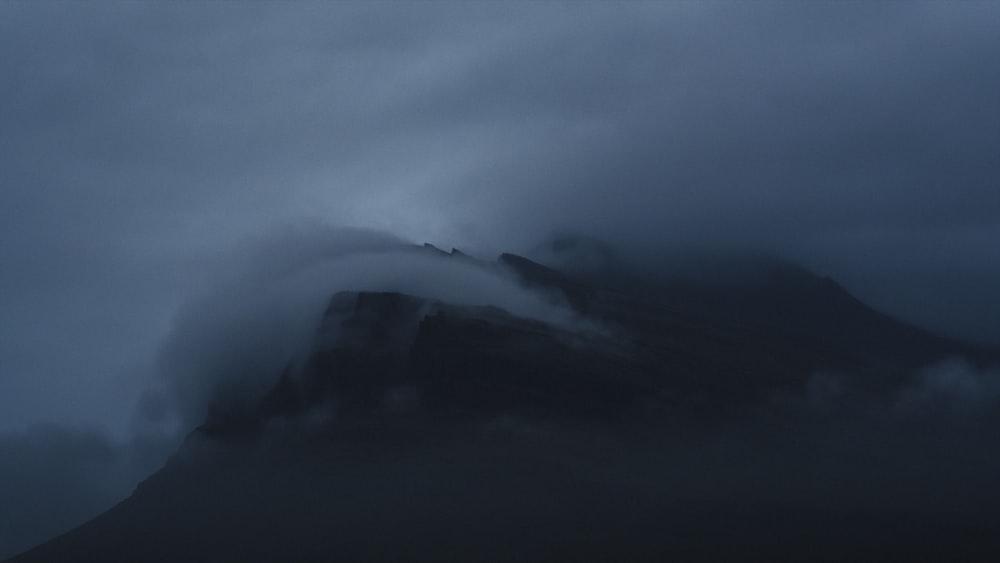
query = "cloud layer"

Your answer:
(3, 2), (999, 435)
(1, 4), (999, 554)
(141, 226), (587, 432)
